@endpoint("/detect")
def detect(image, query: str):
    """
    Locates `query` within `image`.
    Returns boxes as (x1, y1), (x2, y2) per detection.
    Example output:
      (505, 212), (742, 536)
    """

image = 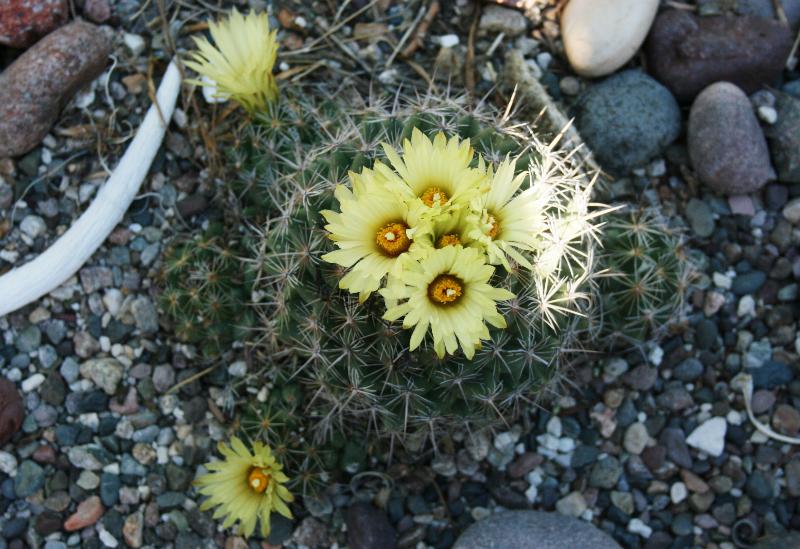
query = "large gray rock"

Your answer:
(453, 511), (621, 549)
(766, 92), (800, 183)
(688, 82), (775, 194)
(646, 10), (793, 102)
(574, 70), (681, 174)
